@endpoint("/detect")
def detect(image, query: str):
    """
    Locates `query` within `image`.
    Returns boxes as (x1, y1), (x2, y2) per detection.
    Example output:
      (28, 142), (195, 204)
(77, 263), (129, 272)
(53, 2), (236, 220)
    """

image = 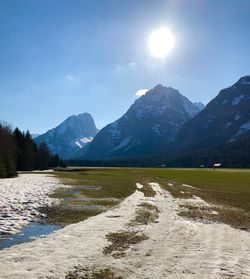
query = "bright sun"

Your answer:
(148, 27), (175, 58)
